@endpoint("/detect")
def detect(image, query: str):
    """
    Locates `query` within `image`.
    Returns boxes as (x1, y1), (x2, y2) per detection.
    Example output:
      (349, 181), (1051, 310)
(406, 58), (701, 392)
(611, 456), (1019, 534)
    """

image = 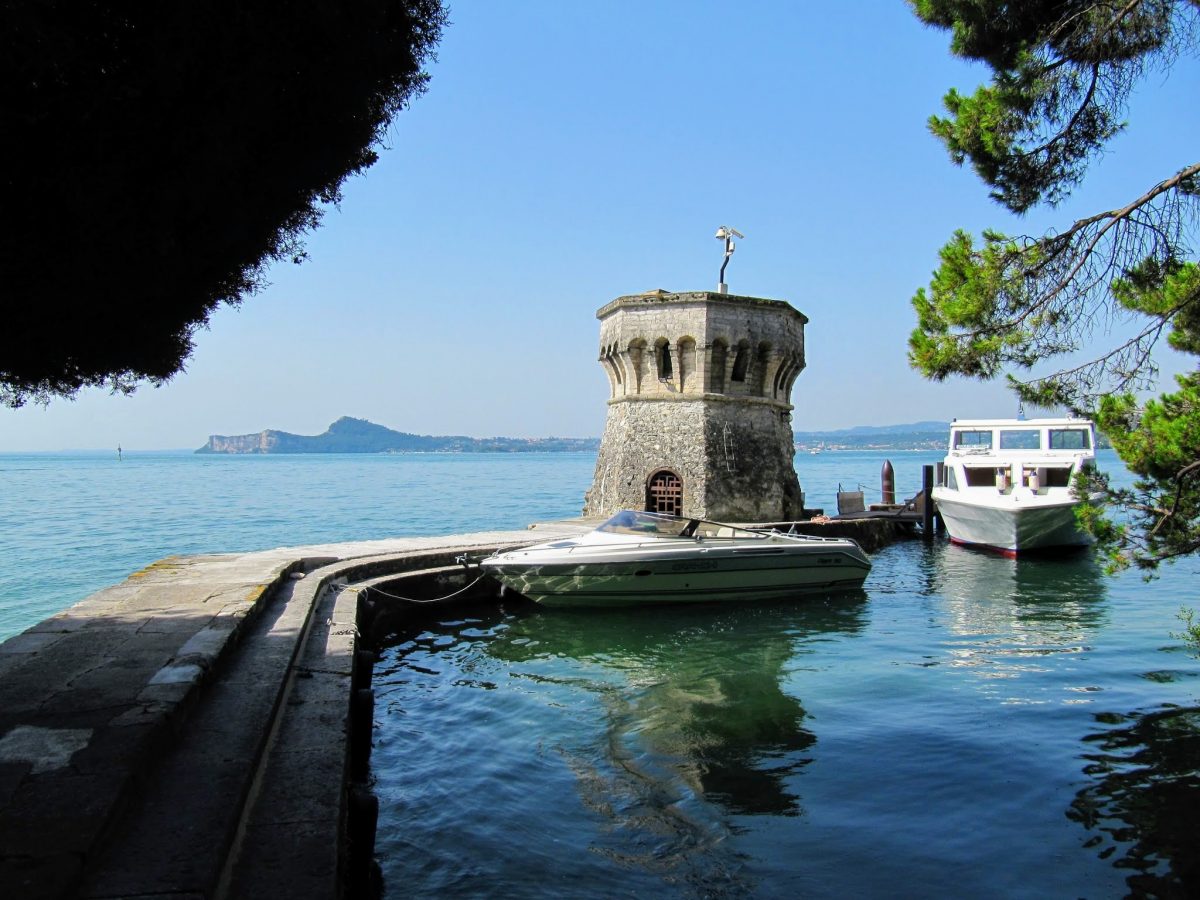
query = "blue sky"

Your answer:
(3, 1), (1197, 450)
